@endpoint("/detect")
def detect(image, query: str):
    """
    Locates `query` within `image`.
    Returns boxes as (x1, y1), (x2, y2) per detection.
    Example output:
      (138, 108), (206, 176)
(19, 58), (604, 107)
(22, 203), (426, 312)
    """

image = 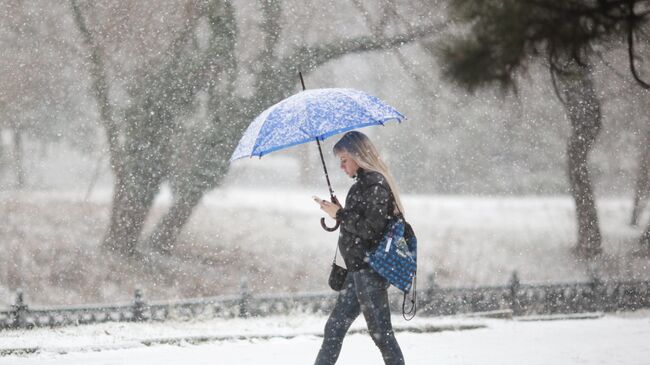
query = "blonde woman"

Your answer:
(314, 131), (405, 365)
